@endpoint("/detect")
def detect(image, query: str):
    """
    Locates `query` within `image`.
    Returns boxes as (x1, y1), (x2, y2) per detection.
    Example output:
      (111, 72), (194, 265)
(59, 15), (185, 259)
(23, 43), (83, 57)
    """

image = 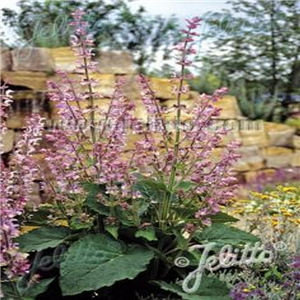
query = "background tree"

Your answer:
(199, 0), (300, 121)
(1, 0), (179, 72)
